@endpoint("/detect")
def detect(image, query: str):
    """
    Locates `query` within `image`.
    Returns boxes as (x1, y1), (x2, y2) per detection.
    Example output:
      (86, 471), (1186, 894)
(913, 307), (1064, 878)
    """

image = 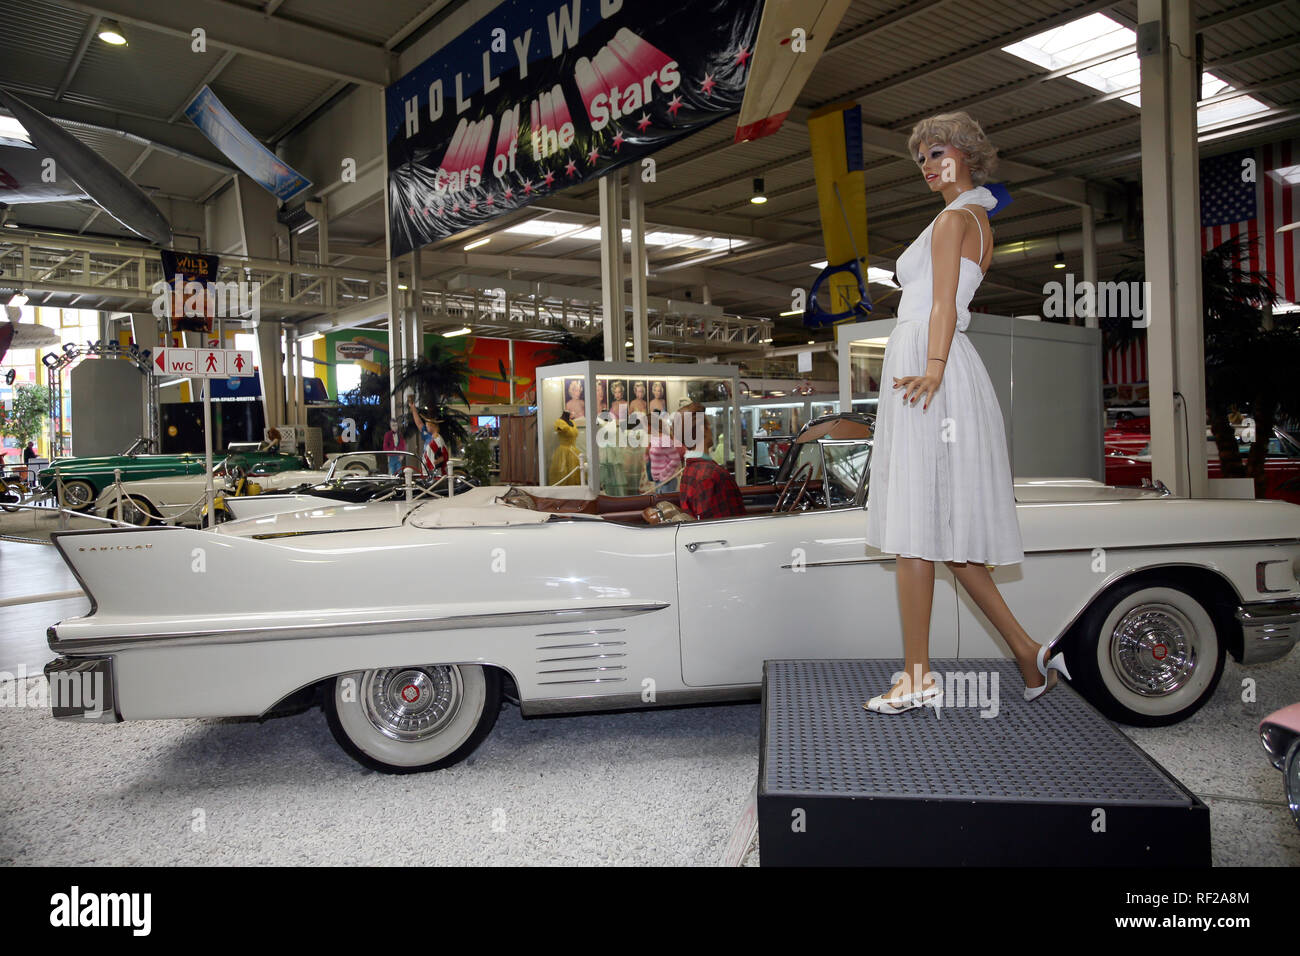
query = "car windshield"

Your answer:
(781, 439), (870, 507)
(325, 451), (429, 480)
